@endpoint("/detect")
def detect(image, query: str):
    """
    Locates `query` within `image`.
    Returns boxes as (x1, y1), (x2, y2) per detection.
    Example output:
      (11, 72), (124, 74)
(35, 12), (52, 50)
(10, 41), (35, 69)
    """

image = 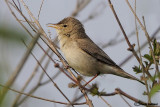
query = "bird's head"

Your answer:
(48, 17), (86, 39)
